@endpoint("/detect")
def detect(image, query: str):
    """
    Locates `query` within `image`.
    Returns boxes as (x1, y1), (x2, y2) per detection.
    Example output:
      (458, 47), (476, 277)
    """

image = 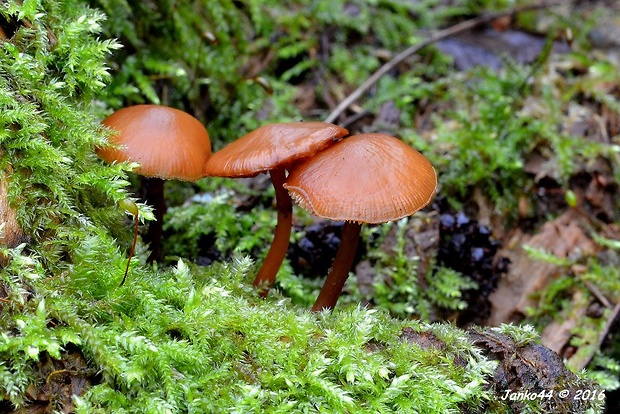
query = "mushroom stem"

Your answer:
(253, 167), (293, 297)
(142, 177), (166, 262)
(311, 221), (361, 312)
